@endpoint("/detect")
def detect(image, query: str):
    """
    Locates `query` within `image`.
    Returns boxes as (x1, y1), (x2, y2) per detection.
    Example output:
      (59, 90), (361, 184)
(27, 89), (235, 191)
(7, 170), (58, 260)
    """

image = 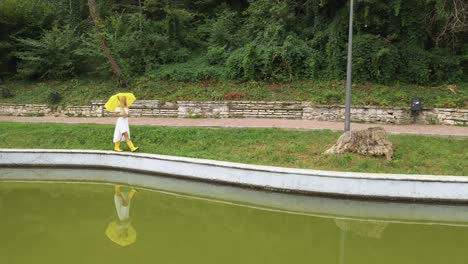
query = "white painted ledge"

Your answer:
(0, 149), (467, 202)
